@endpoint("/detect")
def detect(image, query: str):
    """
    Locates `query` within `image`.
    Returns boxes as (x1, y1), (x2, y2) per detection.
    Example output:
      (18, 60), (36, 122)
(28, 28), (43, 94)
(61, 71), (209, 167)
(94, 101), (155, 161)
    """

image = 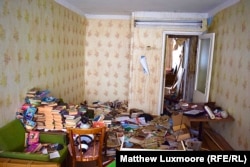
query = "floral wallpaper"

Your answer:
(0, 0), (85, 126)
(84, 18), (131, 103)
(0, 0), (249, 151)
(128, 0), (250, 150)
(208, 0), (250, 150)
(129, 27), (165, 115)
